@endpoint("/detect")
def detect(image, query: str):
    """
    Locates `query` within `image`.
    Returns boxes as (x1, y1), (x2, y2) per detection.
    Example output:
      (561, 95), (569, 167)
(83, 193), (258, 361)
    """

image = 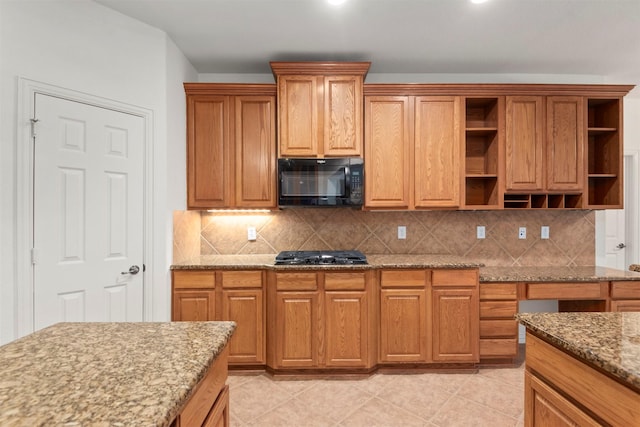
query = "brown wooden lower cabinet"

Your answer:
(379, 288), (429, 362)
(172, 268), (640, 374)
(610, 280), (640, 312)
(524, 332), (640, 426)
(274, 290), (320, 368)
(172, 270), (265, 366)
(267, 270), (375, 371)
(479, 282), (518, 362)
(172, 346), (230, 427)
(325, 290), (370, 367)
(379, 268), (479, 365)
(432, 288), (478, 362)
